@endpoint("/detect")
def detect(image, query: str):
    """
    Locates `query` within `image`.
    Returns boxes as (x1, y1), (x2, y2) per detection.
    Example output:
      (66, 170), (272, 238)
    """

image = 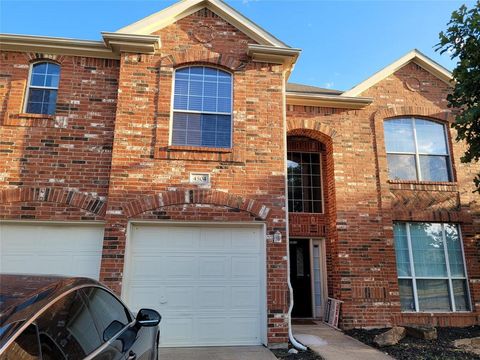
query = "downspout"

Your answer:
(282, 70), (308, 352)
